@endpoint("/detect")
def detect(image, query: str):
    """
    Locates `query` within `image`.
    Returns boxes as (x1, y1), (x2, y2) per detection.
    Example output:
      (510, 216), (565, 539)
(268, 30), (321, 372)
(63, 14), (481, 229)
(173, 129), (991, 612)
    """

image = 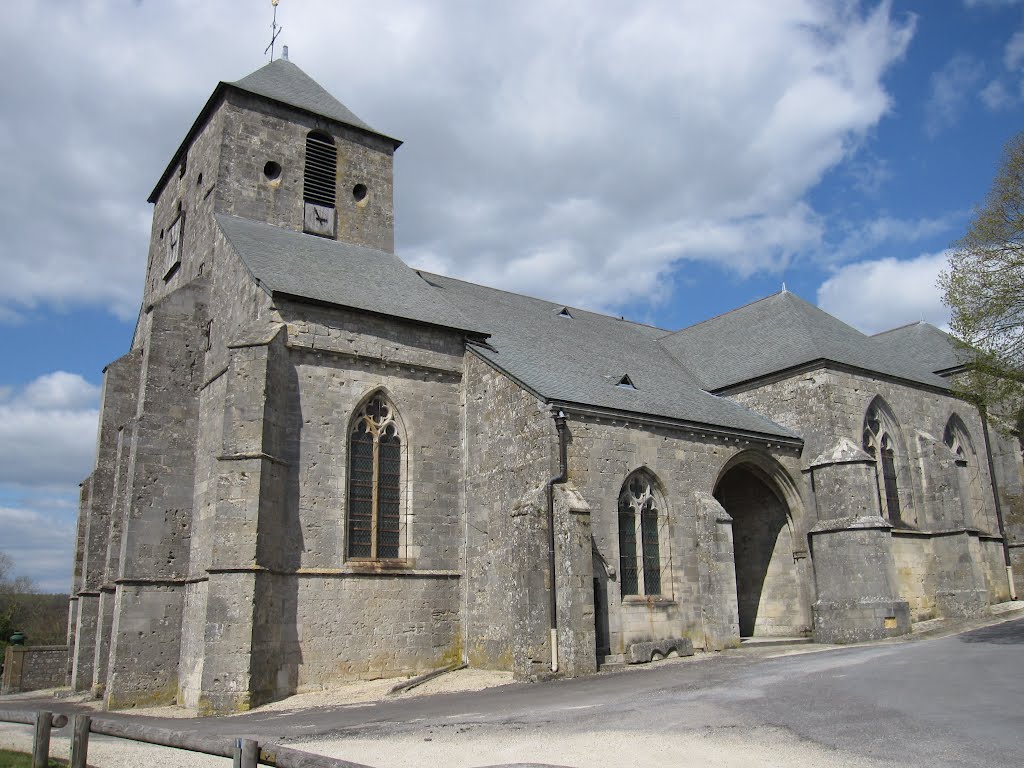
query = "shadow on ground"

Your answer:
(957, 619), (1024, 645)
